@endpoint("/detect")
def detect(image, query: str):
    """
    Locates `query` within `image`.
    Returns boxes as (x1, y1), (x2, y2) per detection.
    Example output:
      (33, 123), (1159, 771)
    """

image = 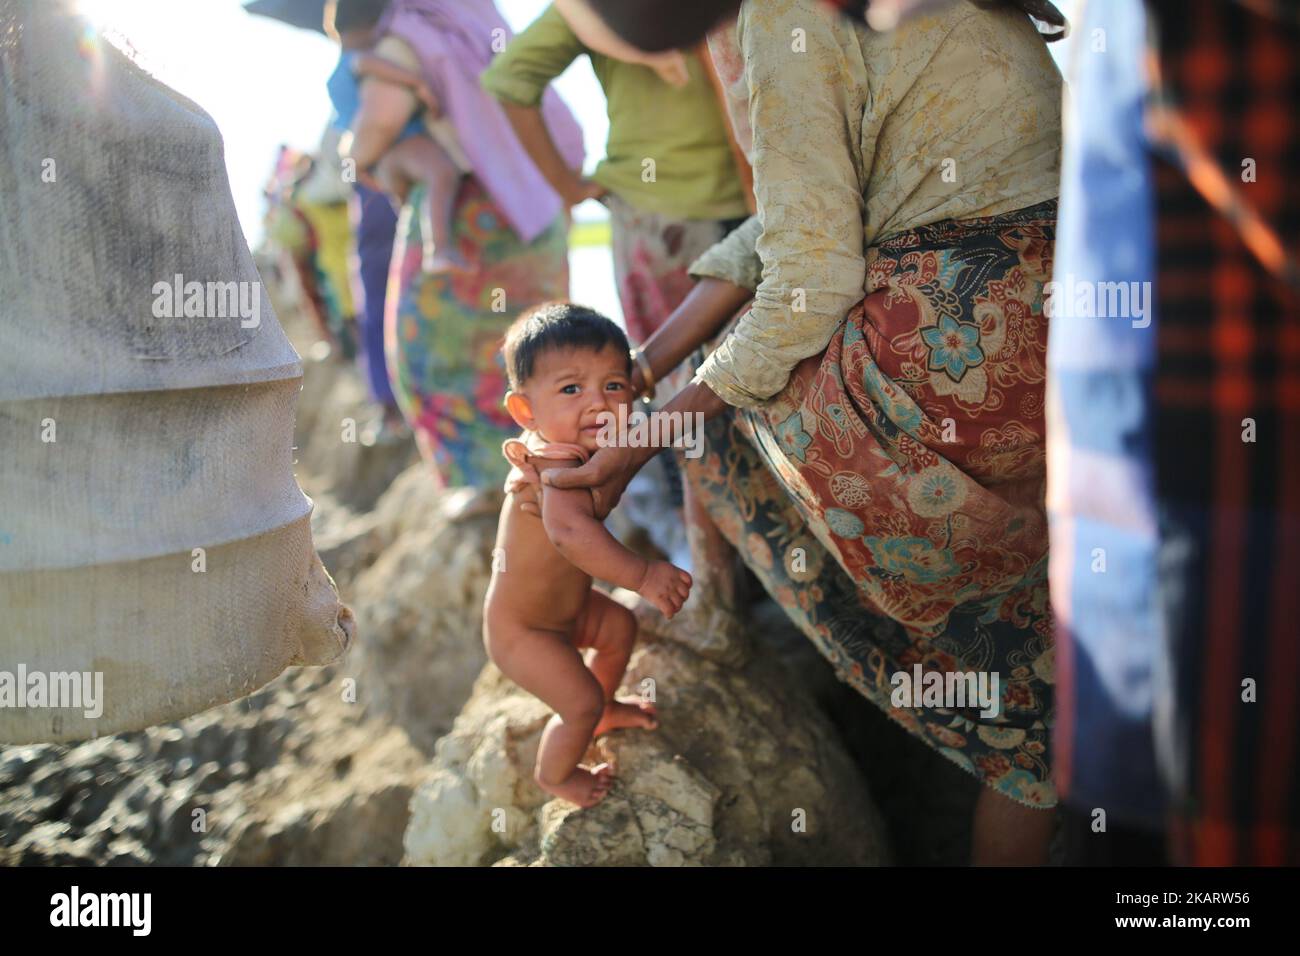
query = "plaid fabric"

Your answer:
(1051, 0), (1300, 864)
(1146, 0), (1300, 866)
